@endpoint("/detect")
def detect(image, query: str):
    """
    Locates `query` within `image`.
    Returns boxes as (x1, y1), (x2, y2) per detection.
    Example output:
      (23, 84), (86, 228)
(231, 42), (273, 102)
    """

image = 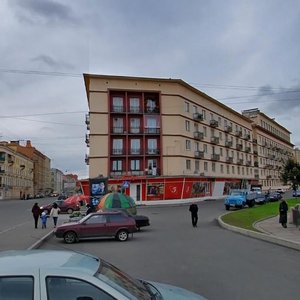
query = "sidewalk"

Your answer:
(218, 214), (300, 251)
